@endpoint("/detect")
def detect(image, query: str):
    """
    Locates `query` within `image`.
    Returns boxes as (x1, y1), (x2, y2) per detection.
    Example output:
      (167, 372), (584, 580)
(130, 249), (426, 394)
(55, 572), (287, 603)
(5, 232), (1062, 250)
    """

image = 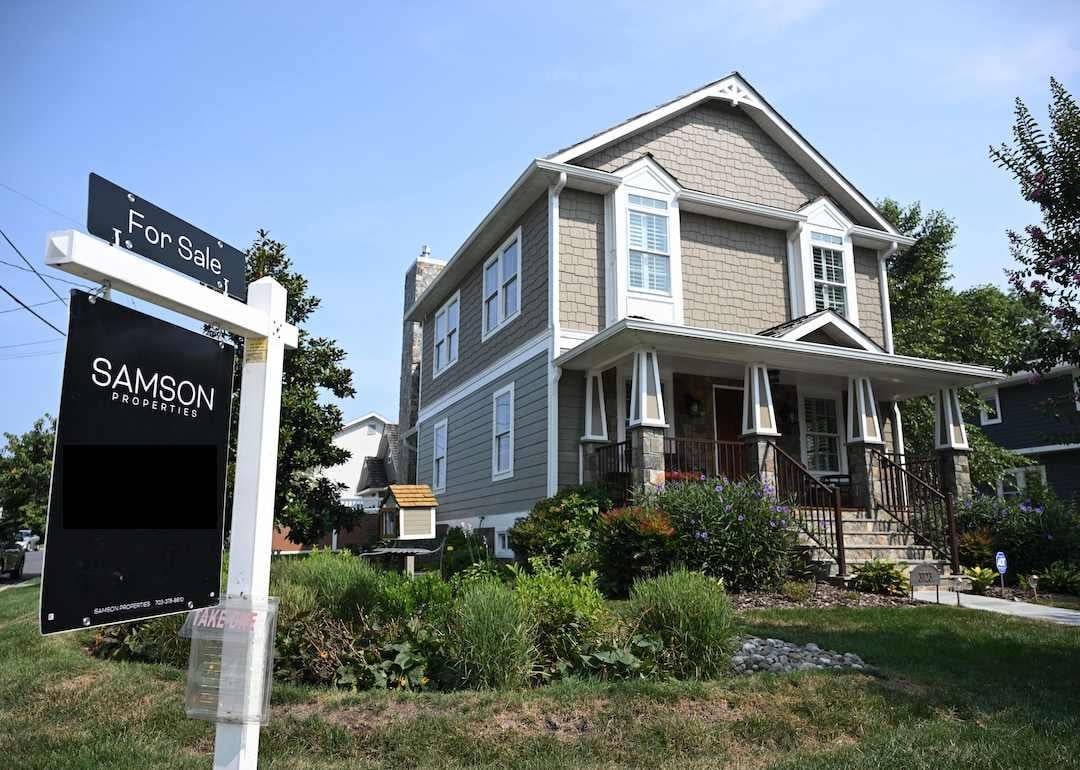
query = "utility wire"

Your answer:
(0, 350), (64, 362)
(0, 226), (66, 305)
(0, 180), (83, 228)
(0, 281), (65, 336)
(0, 298), (62, 314)
(0, 257), (92, 289)
(0, 338), (62, 350)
